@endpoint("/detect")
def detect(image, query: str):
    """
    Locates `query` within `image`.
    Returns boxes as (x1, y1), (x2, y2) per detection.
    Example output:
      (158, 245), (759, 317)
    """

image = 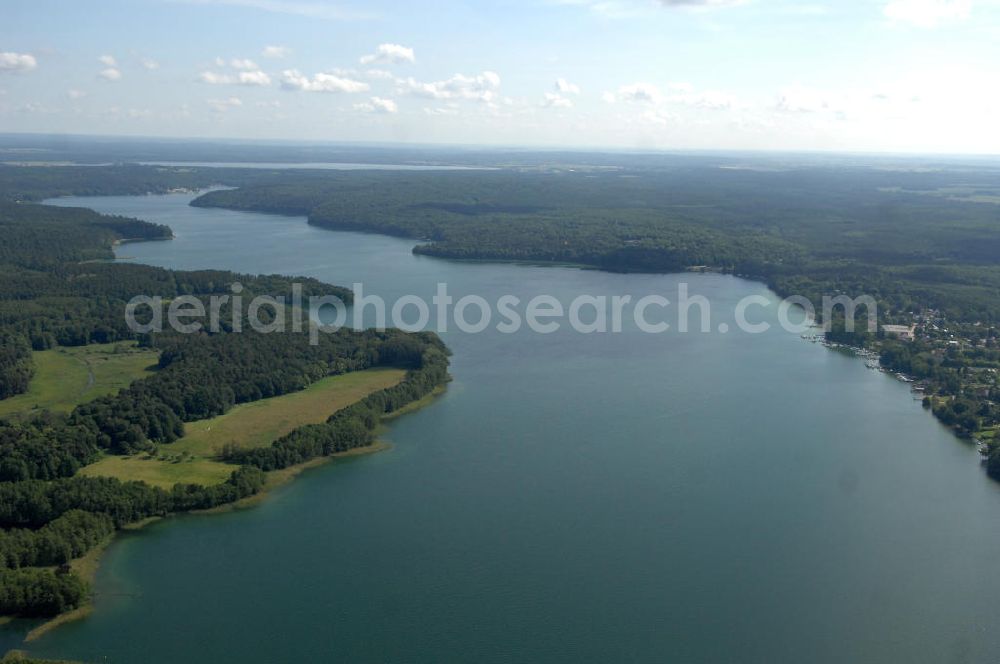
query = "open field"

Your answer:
(78, 452), (237, 488)
(0, 342), (158, 418)
(79, 367), (406, 488)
